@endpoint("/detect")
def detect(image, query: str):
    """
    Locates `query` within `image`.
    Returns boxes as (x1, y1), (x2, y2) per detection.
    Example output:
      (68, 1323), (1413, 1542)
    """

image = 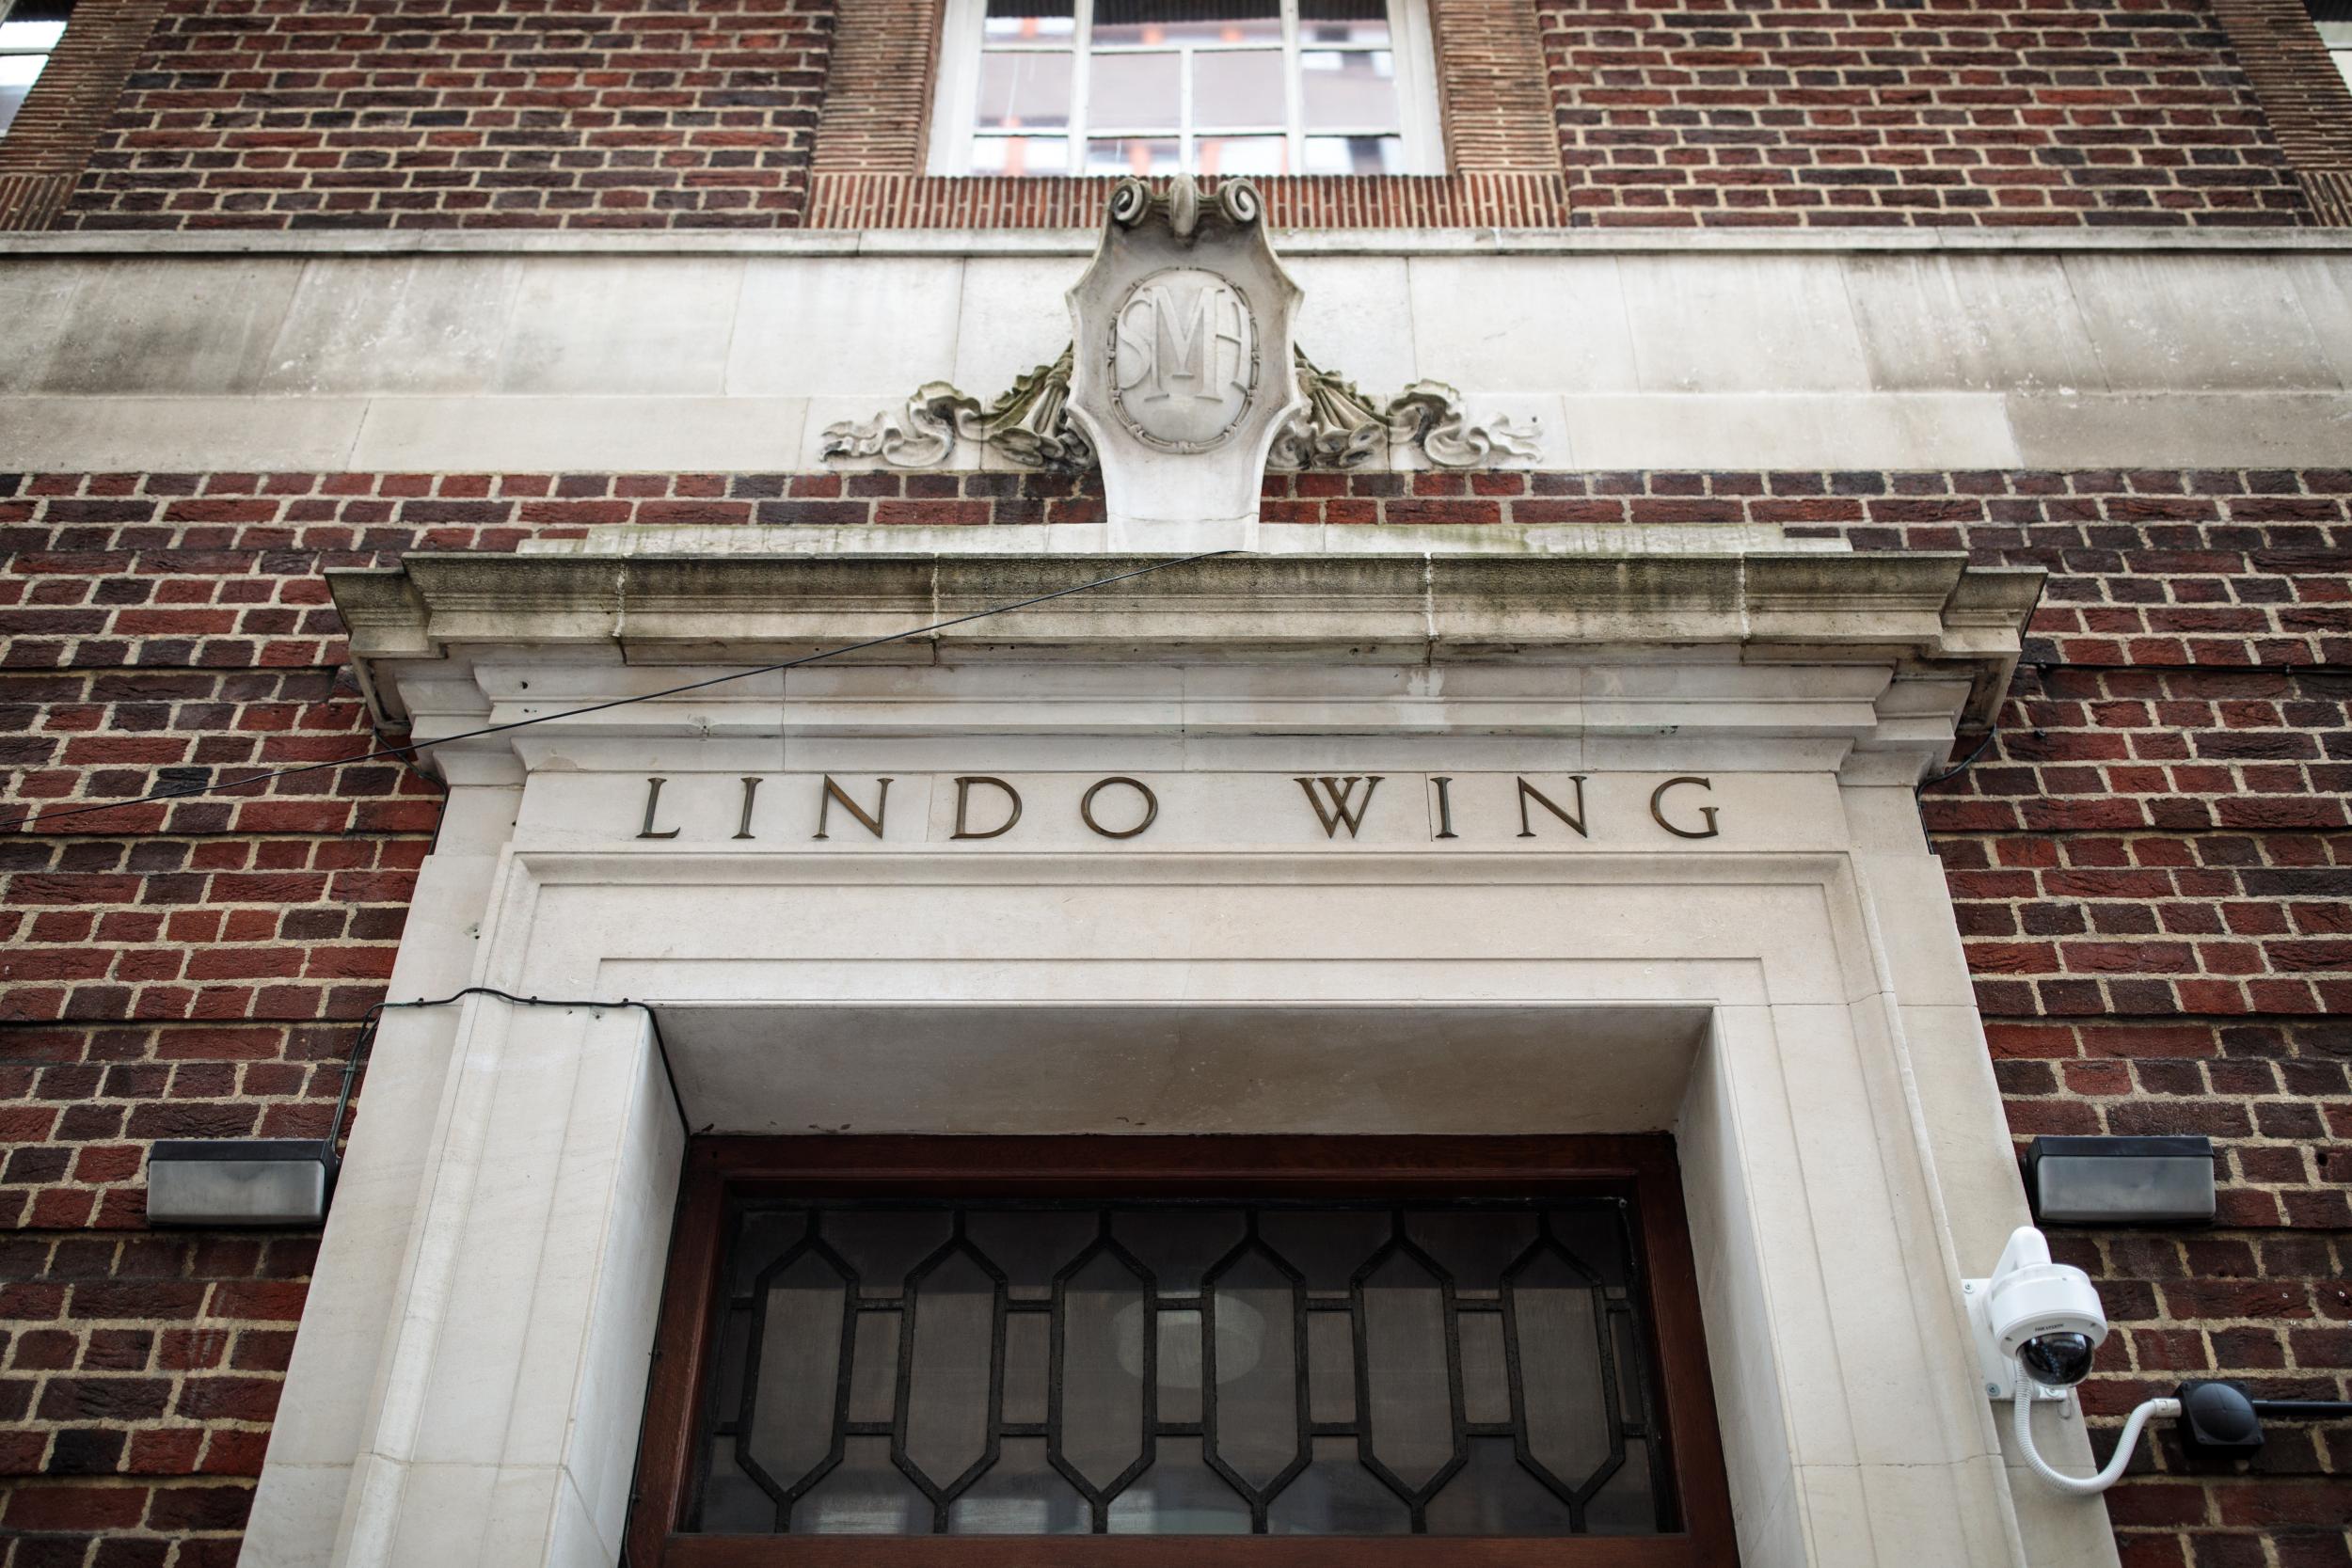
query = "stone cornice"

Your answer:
(329, 550), (2041, 738)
